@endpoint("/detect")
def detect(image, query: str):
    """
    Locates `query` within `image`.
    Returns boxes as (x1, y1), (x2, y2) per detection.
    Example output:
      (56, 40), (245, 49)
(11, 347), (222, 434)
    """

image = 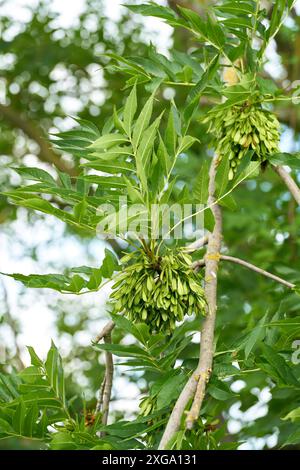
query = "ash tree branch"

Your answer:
(100, 333), (114, 431)
(193, 255), (295, 289)
(220, 255), (295, 289)
(159, 154), (222, 449)
(185, 153), (222, 430)
(94, 320), (115, 344)
(0, 103), (77, 176)
(273, 164), (300, 206)
(96, 376), (106, 414)
(94, 323), (115, 434)
(184, 235), (209, 253)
